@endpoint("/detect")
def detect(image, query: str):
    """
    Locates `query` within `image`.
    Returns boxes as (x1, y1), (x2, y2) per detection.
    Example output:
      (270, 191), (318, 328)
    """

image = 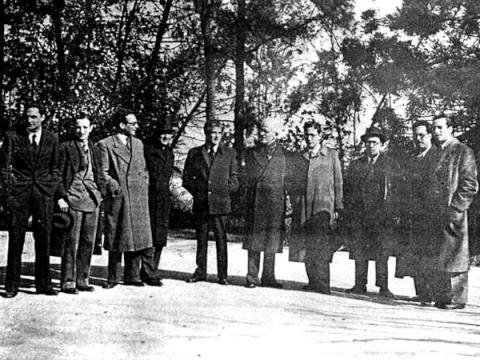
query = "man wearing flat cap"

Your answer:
(344, 127), (401, 298)
(143, 121), (175, 276)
